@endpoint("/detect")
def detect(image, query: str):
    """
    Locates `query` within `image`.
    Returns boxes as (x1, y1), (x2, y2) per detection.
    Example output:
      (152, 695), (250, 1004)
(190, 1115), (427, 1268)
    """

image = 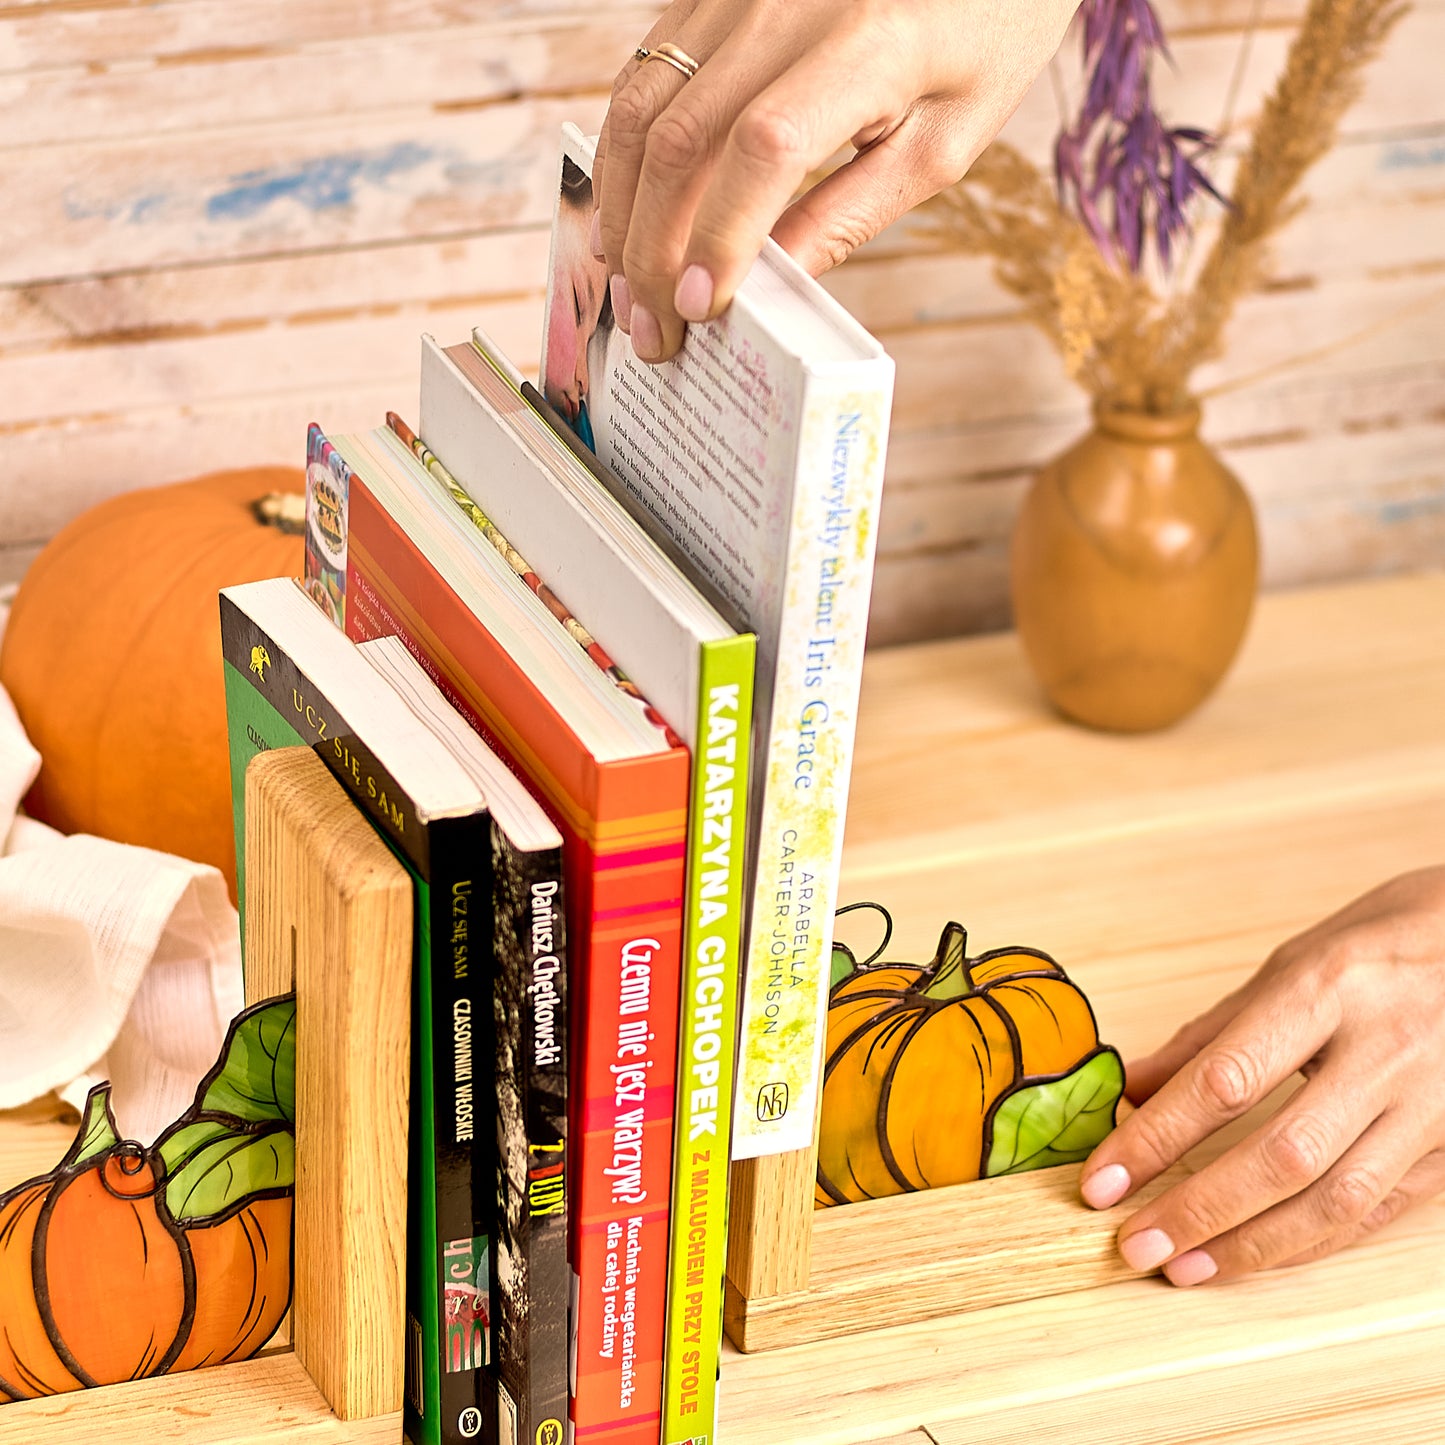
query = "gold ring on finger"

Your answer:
(639, 40), (701, 79)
